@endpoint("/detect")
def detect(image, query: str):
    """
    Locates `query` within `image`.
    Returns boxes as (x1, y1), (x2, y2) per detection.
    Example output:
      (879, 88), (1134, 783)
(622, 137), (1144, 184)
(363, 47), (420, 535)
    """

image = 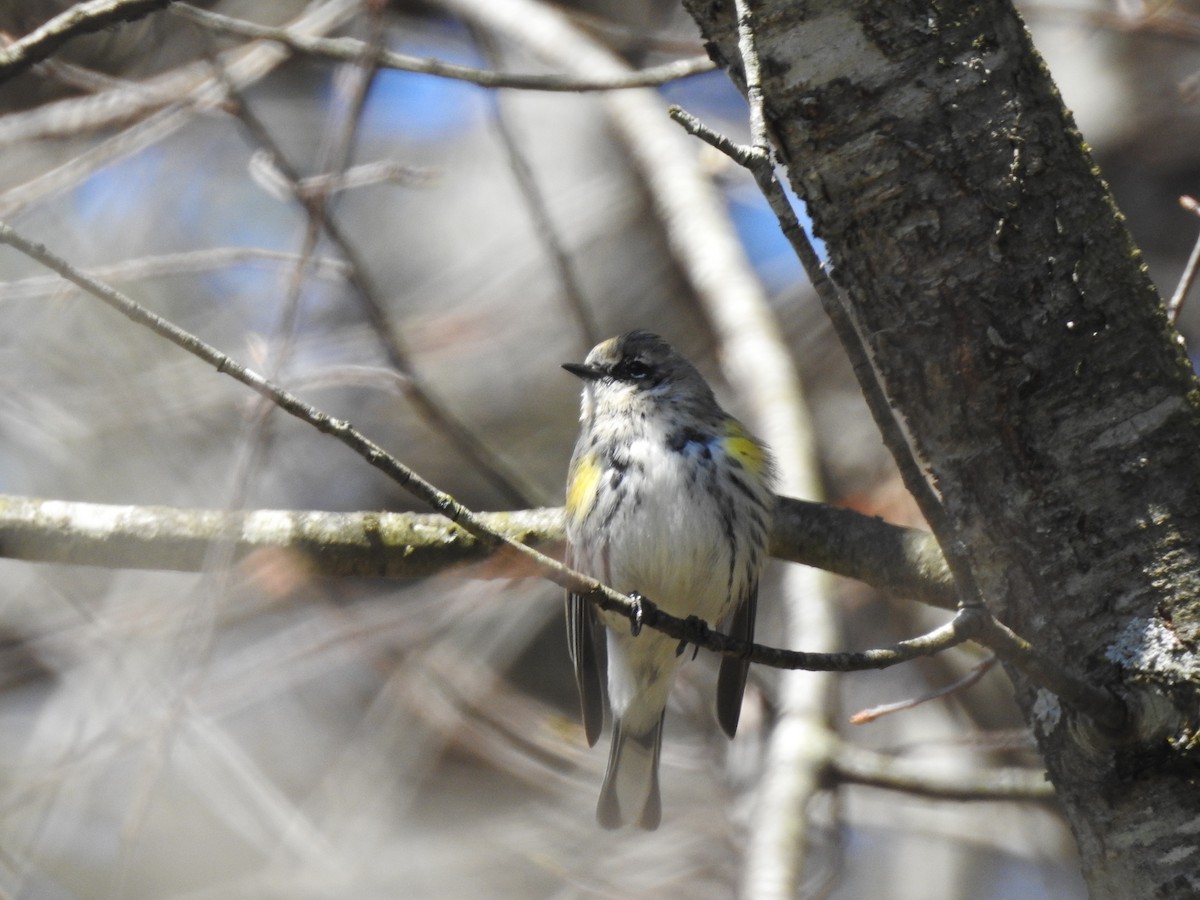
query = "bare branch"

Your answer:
(1168, 195), (1200, 325)
(0, 492), (953, 606)
(832, 742), (1054, 801)
(0, 0), (173, 84)
(0, 0), (361, 147)
(0, 494), (563, 578)
(850, 654), (997, 724)
(472, 27), (601, 351)
(171, 3), (714, 92)
(0, 488), (967, 674)
(206, 47), (546, 508)
(0, 247), (349, 299)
